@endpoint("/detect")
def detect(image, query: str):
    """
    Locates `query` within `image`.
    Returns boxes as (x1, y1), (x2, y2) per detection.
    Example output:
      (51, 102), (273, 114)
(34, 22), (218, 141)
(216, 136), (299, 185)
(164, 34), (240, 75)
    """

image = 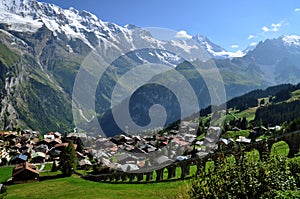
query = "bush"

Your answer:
(92, 163), (114, 174)
(189, 150), (297, 198)
(288, 160), (300, 187)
